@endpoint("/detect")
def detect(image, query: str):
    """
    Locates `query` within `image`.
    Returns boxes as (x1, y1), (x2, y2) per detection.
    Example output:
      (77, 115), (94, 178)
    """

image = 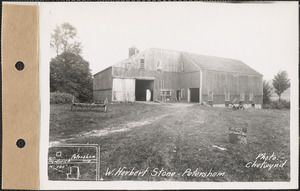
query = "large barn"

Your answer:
(93, 46), (263, 108)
